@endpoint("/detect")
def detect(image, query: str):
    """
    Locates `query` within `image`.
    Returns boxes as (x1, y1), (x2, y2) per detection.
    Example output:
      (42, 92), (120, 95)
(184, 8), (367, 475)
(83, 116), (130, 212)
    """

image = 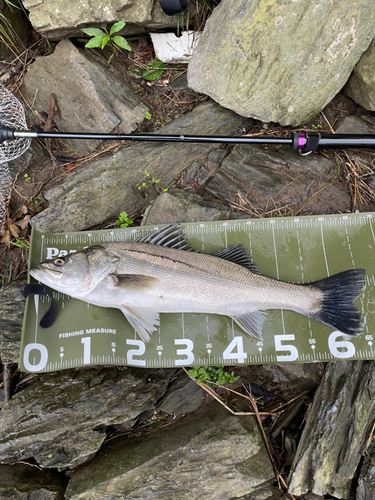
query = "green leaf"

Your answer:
(112, 36), (131, 51)
(85, 36), (105, 48)
(81, 27), (105, 37)
(141, 58), (165, 81)
(110, 20), (125, 35)
(101, 36), (110, 49)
